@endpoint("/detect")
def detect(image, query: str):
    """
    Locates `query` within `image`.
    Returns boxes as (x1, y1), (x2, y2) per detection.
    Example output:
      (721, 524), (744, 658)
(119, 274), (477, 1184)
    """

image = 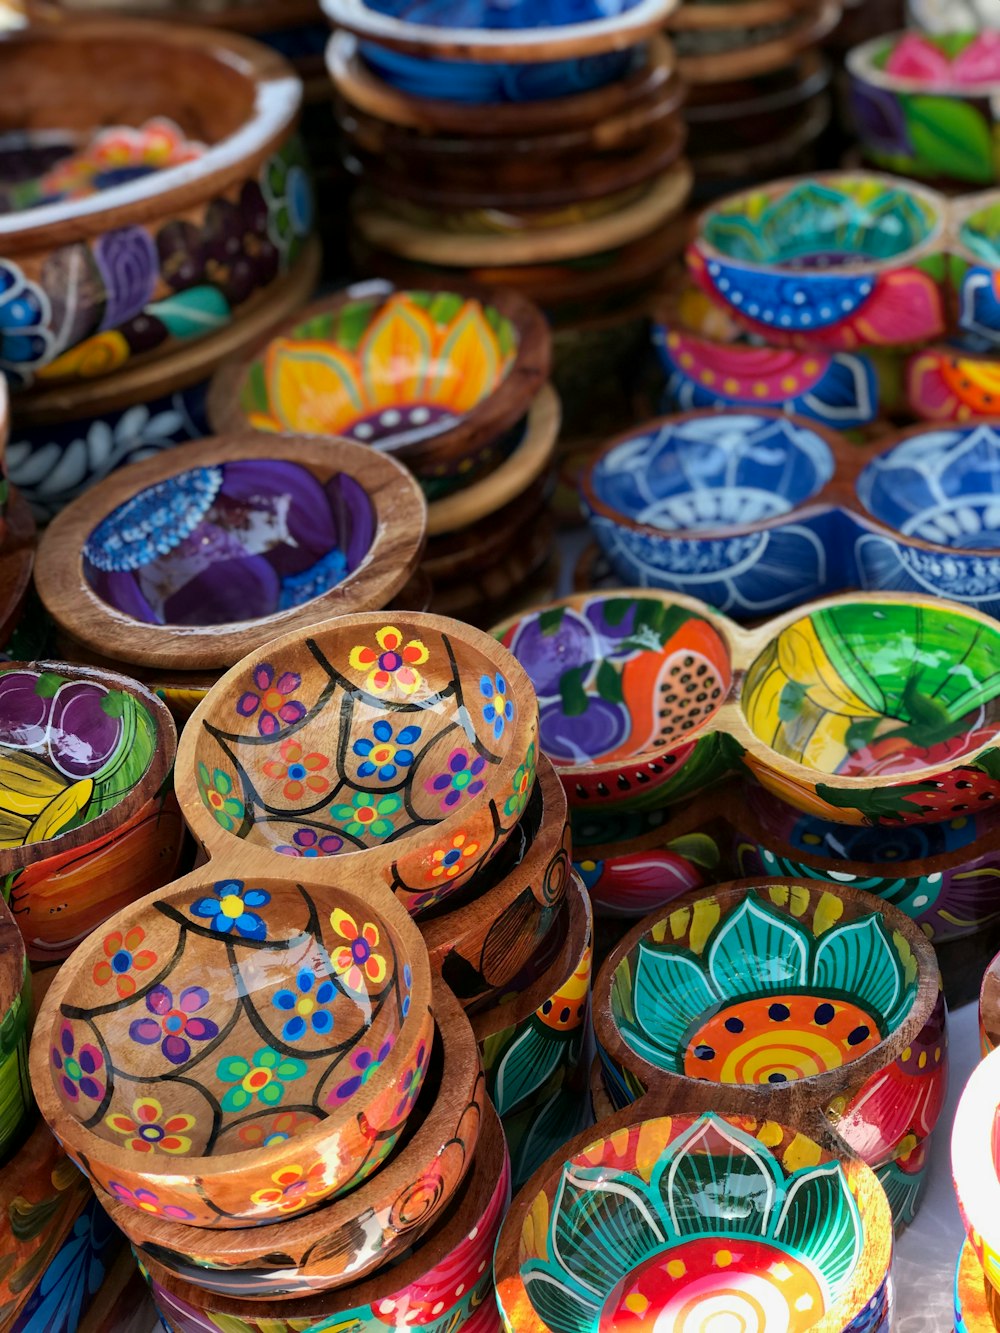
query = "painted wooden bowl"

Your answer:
(0, 661), (182, 962)
(34, 433), (428, 673)
(28, 868), (435, 1227)
(688, 171), (948, 351)
(594, 878), (946, 1176)
(97, 980), (483, 1297)
(144, 1097), (509, 1331)
(952, 1045), (1000, 1301)
(0, 19), (310, 393)
(207, 283), (551, 487)
(956, 1238), (1000, 1332)
(176, 611), (539, 913)
(494, 1107), (895, 1333)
